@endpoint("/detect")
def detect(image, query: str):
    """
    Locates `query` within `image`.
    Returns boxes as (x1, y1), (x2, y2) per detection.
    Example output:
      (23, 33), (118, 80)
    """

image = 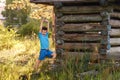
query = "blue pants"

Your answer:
(38, 49), (53, 60)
